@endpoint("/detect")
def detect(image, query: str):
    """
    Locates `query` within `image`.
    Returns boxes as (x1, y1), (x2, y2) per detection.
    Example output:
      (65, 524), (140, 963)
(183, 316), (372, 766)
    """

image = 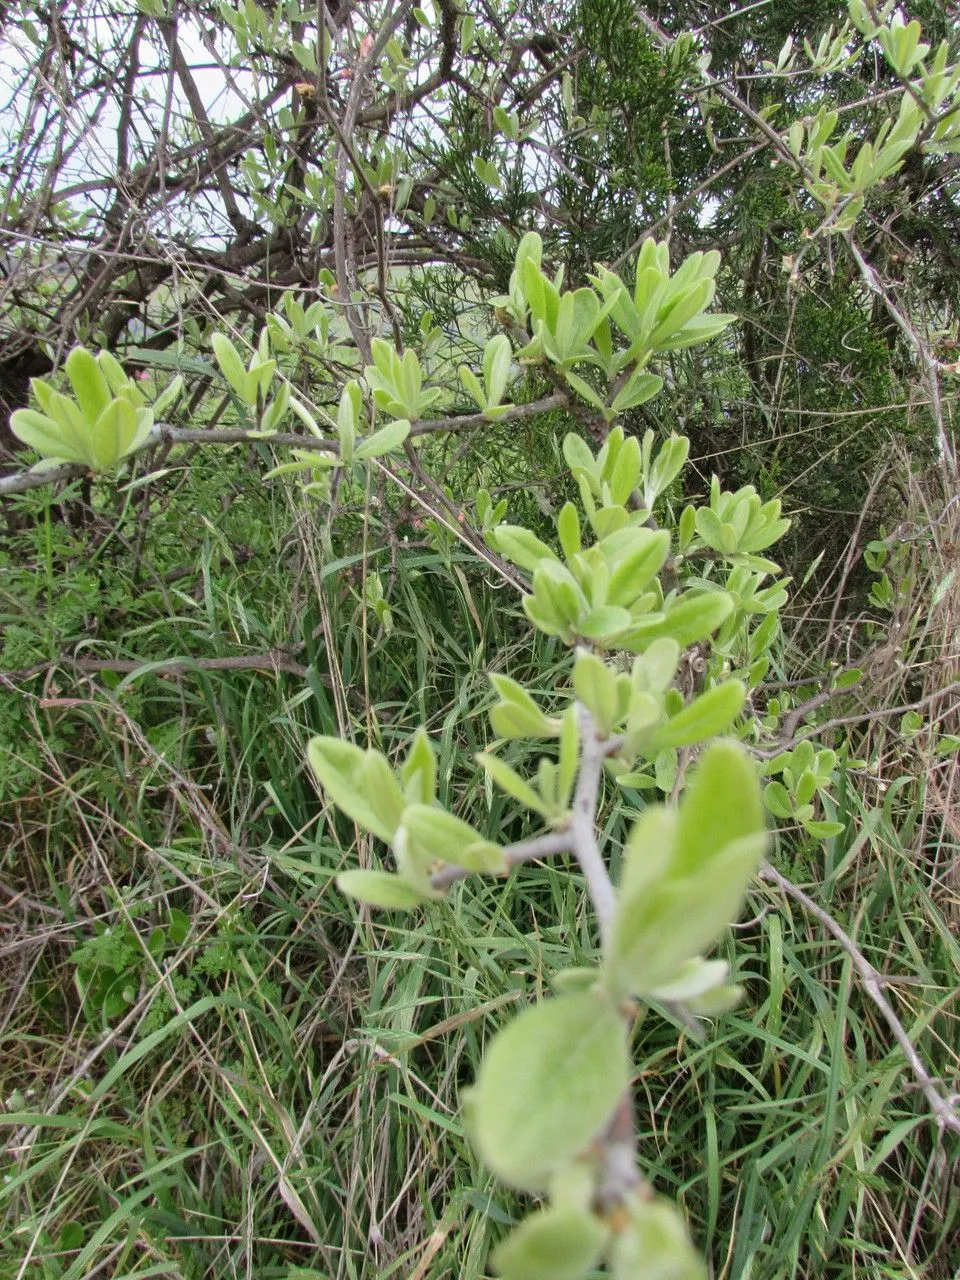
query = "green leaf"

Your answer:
(633, 639), (681, 693)
(563, 432), (598, 479)
(557, 704), (580, 810)
(528, 561), (587, 631)
(493, 104), (519, 140)
(478, 752), (551, 816)
(648, 279), (714, 350)
(401, 728), (436, 805)
(307, 737), (399, 842)
(212, 333), (253, 401)
(337, 869), (434, 909)
(152, 374), (184, 419)
(576, 604), (632, 640)
(617, 805), (677, 902)
(610, 368), (663, 414)
(607, 835), (767, 992)
(489, 674), (553, 738)
(557, 502), (582, 559)
(483, 333), (513, 407)
(466, 992), (629, 1191)
(459, 364), (486, 410)
(65, 347), (111, 423)
(665, 314), (735, 350)
(605, 529), (671, 607)
(573, 652), (620, 733)
(648, 681), (745, 750)
(605, 744), (766, 996)
(489, 525), (560, 573)
(550, 967), (603, 996)
(763, 781), (793, 819)
(10, 408), (88, 465)
(563, 368), (607, 412)
(360, 751), (407, 840)
(803, 818), (845, 839)
(654, 747), (678, 793)
(673, 741), (764, 876)
(491, 1207), (609, 1280)
(622, 591), (734, 650)
(609, 1194), (707, 1280)
(684, 984), (744, 1017)
(90, 397), (141, 470)
(646, 434), (690, 503)
(648, 957), (730, 1002)
(354, 418), (410, 460)
(401, 803), (506, 874)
